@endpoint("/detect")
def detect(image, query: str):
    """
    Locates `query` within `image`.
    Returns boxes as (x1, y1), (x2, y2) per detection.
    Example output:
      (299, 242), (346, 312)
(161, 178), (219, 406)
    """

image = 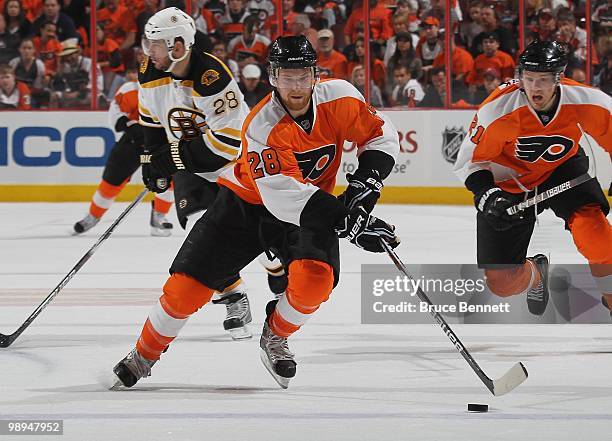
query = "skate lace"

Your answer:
(266, 331), (295, 362)
(527, 282), (544, 301)
(151, 211), (169, 228)
(227, 295), (249, 320)
(125, 349), (155, 379)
